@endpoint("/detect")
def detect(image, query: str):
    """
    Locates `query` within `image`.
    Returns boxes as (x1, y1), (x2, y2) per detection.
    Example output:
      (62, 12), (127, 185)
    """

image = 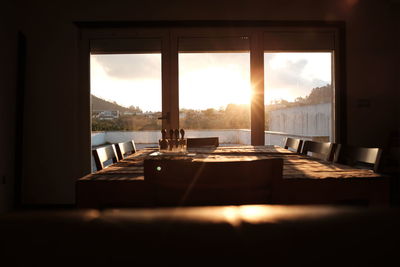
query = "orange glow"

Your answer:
(102, 205), (344, 228)
(83, 210), (101, 221)
(345, 0), (359, 8)
(238, 205), (269, 223)
(222, 207), (241, 227)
